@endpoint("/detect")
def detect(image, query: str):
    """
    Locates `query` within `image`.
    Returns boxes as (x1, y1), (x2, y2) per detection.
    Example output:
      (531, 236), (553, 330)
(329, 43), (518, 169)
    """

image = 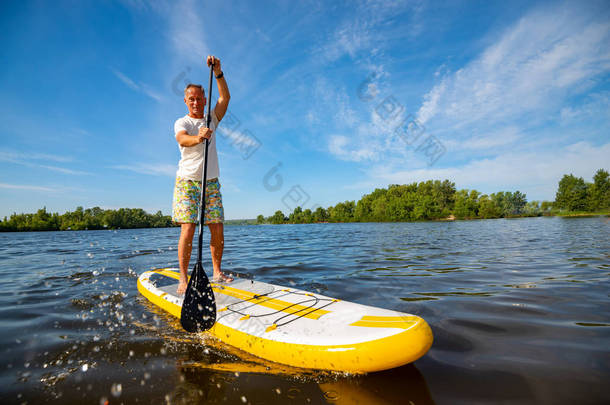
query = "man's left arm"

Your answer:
(207, 55), (230, 122)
